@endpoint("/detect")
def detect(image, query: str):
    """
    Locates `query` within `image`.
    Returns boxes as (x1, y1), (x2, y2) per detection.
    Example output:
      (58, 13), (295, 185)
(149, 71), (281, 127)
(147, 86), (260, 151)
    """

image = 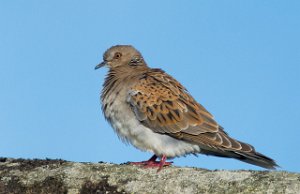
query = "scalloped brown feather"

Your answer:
(128, 69), (253, 152)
